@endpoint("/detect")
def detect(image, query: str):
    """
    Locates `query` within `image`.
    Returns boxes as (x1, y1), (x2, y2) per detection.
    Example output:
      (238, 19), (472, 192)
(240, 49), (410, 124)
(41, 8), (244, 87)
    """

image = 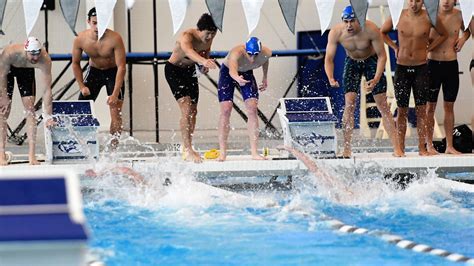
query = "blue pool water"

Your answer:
(83, 167), (474, 265)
